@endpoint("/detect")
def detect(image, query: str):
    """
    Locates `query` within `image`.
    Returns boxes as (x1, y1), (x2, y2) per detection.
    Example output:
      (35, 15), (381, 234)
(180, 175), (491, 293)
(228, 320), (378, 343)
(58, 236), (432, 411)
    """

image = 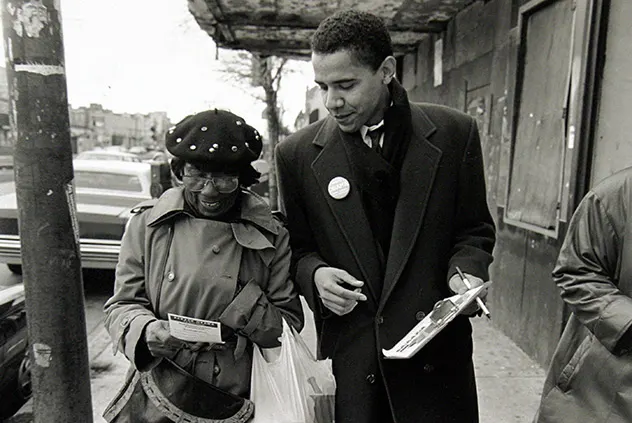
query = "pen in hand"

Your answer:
(456, 266), (491, 319)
